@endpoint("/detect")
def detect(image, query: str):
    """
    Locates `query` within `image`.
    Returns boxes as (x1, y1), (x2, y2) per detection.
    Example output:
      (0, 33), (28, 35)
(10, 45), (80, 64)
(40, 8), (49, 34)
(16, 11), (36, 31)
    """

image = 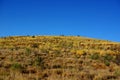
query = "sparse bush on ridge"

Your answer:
(32, 35), (35, 38)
